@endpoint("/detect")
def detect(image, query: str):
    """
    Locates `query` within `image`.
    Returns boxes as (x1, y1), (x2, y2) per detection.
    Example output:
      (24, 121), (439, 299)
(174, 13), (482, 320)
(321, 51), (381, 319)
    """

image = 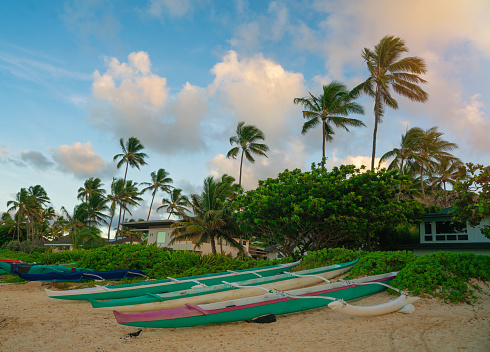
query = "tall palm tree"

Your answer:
(294, 81), (365, 161)
(79, 193), (109, 228)
(158, 188), (190, 219)
(353, 35), (428, 171)
(7, 188), (29, 241)
(113, 137), (148, 235)
(113, 137), (149, 181)
(106, 178), (126, 242)
(170, 175), (241, 255)
(115, 180), (142, 241)
(77, 177), (106, 203)
(226, 122), (269, 187)
(141, 169), (173, 221)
